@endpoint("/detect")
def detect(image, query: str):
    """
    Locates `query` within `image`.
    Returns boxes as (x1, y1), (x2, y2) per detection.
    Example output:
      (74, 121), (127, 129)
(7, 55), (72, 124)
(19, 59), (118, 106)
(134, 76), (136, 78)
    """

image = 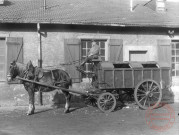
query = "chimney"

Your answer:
(156, 0), (166, 12)
(0, 0), (4, 5)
